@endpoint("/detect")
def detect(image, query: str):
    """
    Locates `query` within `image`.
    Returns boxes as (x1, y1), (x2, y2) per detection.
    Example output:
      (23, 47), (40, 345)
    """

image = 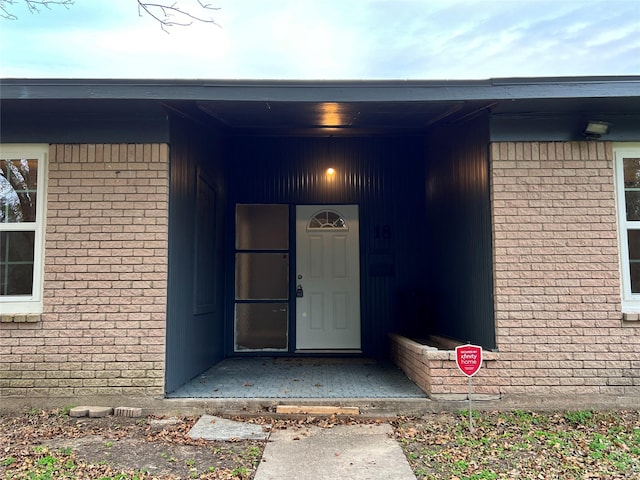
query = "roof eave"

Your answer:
(2, 76), (639, 102)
